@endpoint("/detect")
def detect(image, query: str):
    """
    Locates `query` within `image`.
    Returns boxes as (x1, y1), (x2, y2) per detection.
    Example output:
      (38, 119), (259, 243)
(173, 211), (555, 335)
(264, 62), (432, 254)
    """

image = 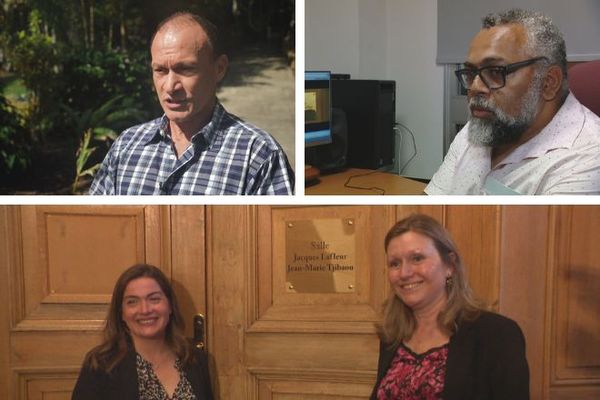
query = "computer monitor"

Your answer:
(305, 71), (332, 147)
